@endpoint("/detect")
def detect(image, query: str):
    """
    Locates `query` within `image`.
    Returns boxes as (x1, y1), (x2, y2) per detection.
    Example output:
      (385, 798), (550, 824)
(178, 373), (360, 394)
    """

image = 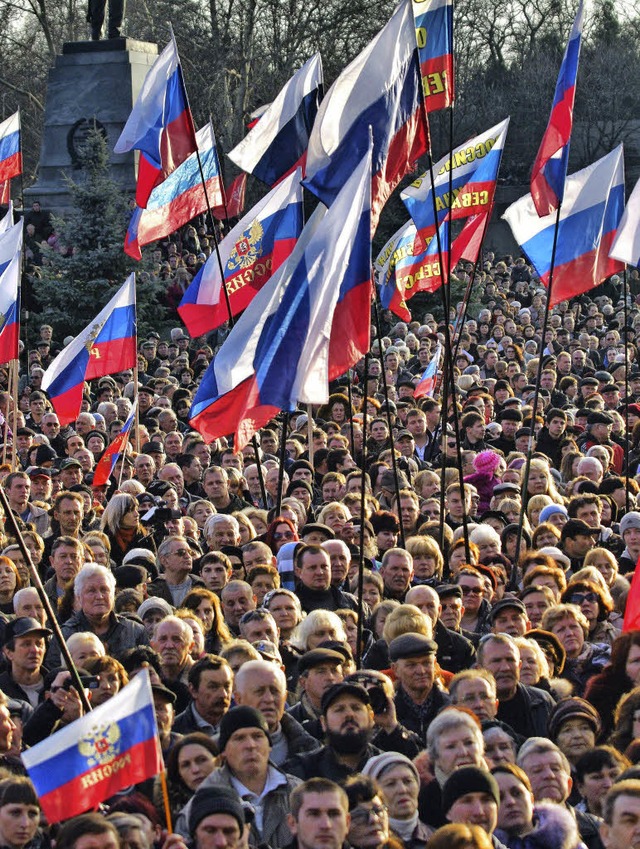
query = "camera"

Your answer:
(62, 675), (100, 691)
